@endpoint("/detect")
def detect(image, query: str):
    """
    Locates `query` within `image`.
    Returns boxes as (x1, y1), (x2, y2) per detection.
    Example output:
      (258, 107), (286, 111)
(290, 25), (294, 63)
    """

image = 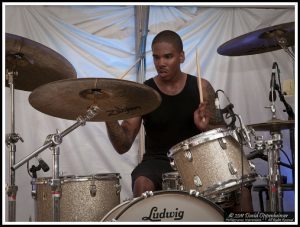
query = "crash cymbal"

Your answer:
(217, 22), (294, 56)
(29, 78), (162, 122)
(5, 33), (77, 91)
(248, 118), (294, 131)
